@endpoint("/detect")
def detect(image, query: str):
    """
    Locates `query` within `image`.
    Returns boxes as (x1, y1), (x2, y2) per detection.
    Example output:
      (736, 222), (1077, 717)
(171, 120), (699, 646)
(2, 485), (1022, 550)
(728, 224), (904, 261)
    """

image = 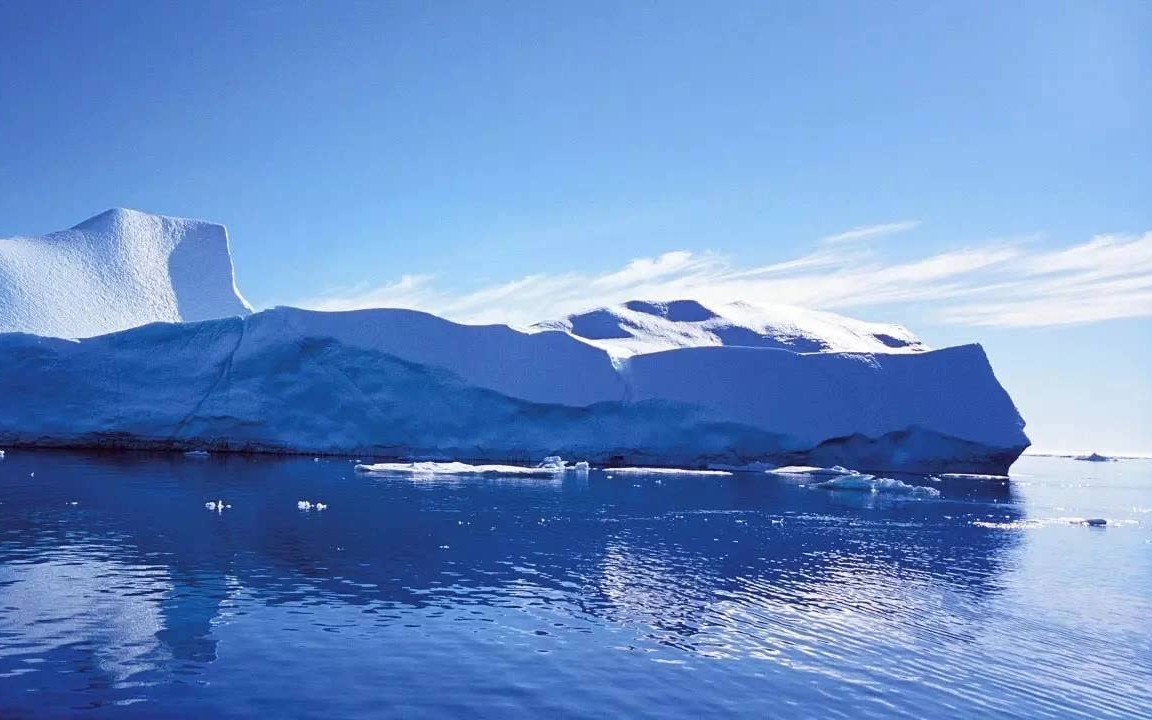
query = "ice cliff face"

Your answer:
(535, 299), (925, 358)
(0, 307), (1030, 473)
(0, 208), (251, 337)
